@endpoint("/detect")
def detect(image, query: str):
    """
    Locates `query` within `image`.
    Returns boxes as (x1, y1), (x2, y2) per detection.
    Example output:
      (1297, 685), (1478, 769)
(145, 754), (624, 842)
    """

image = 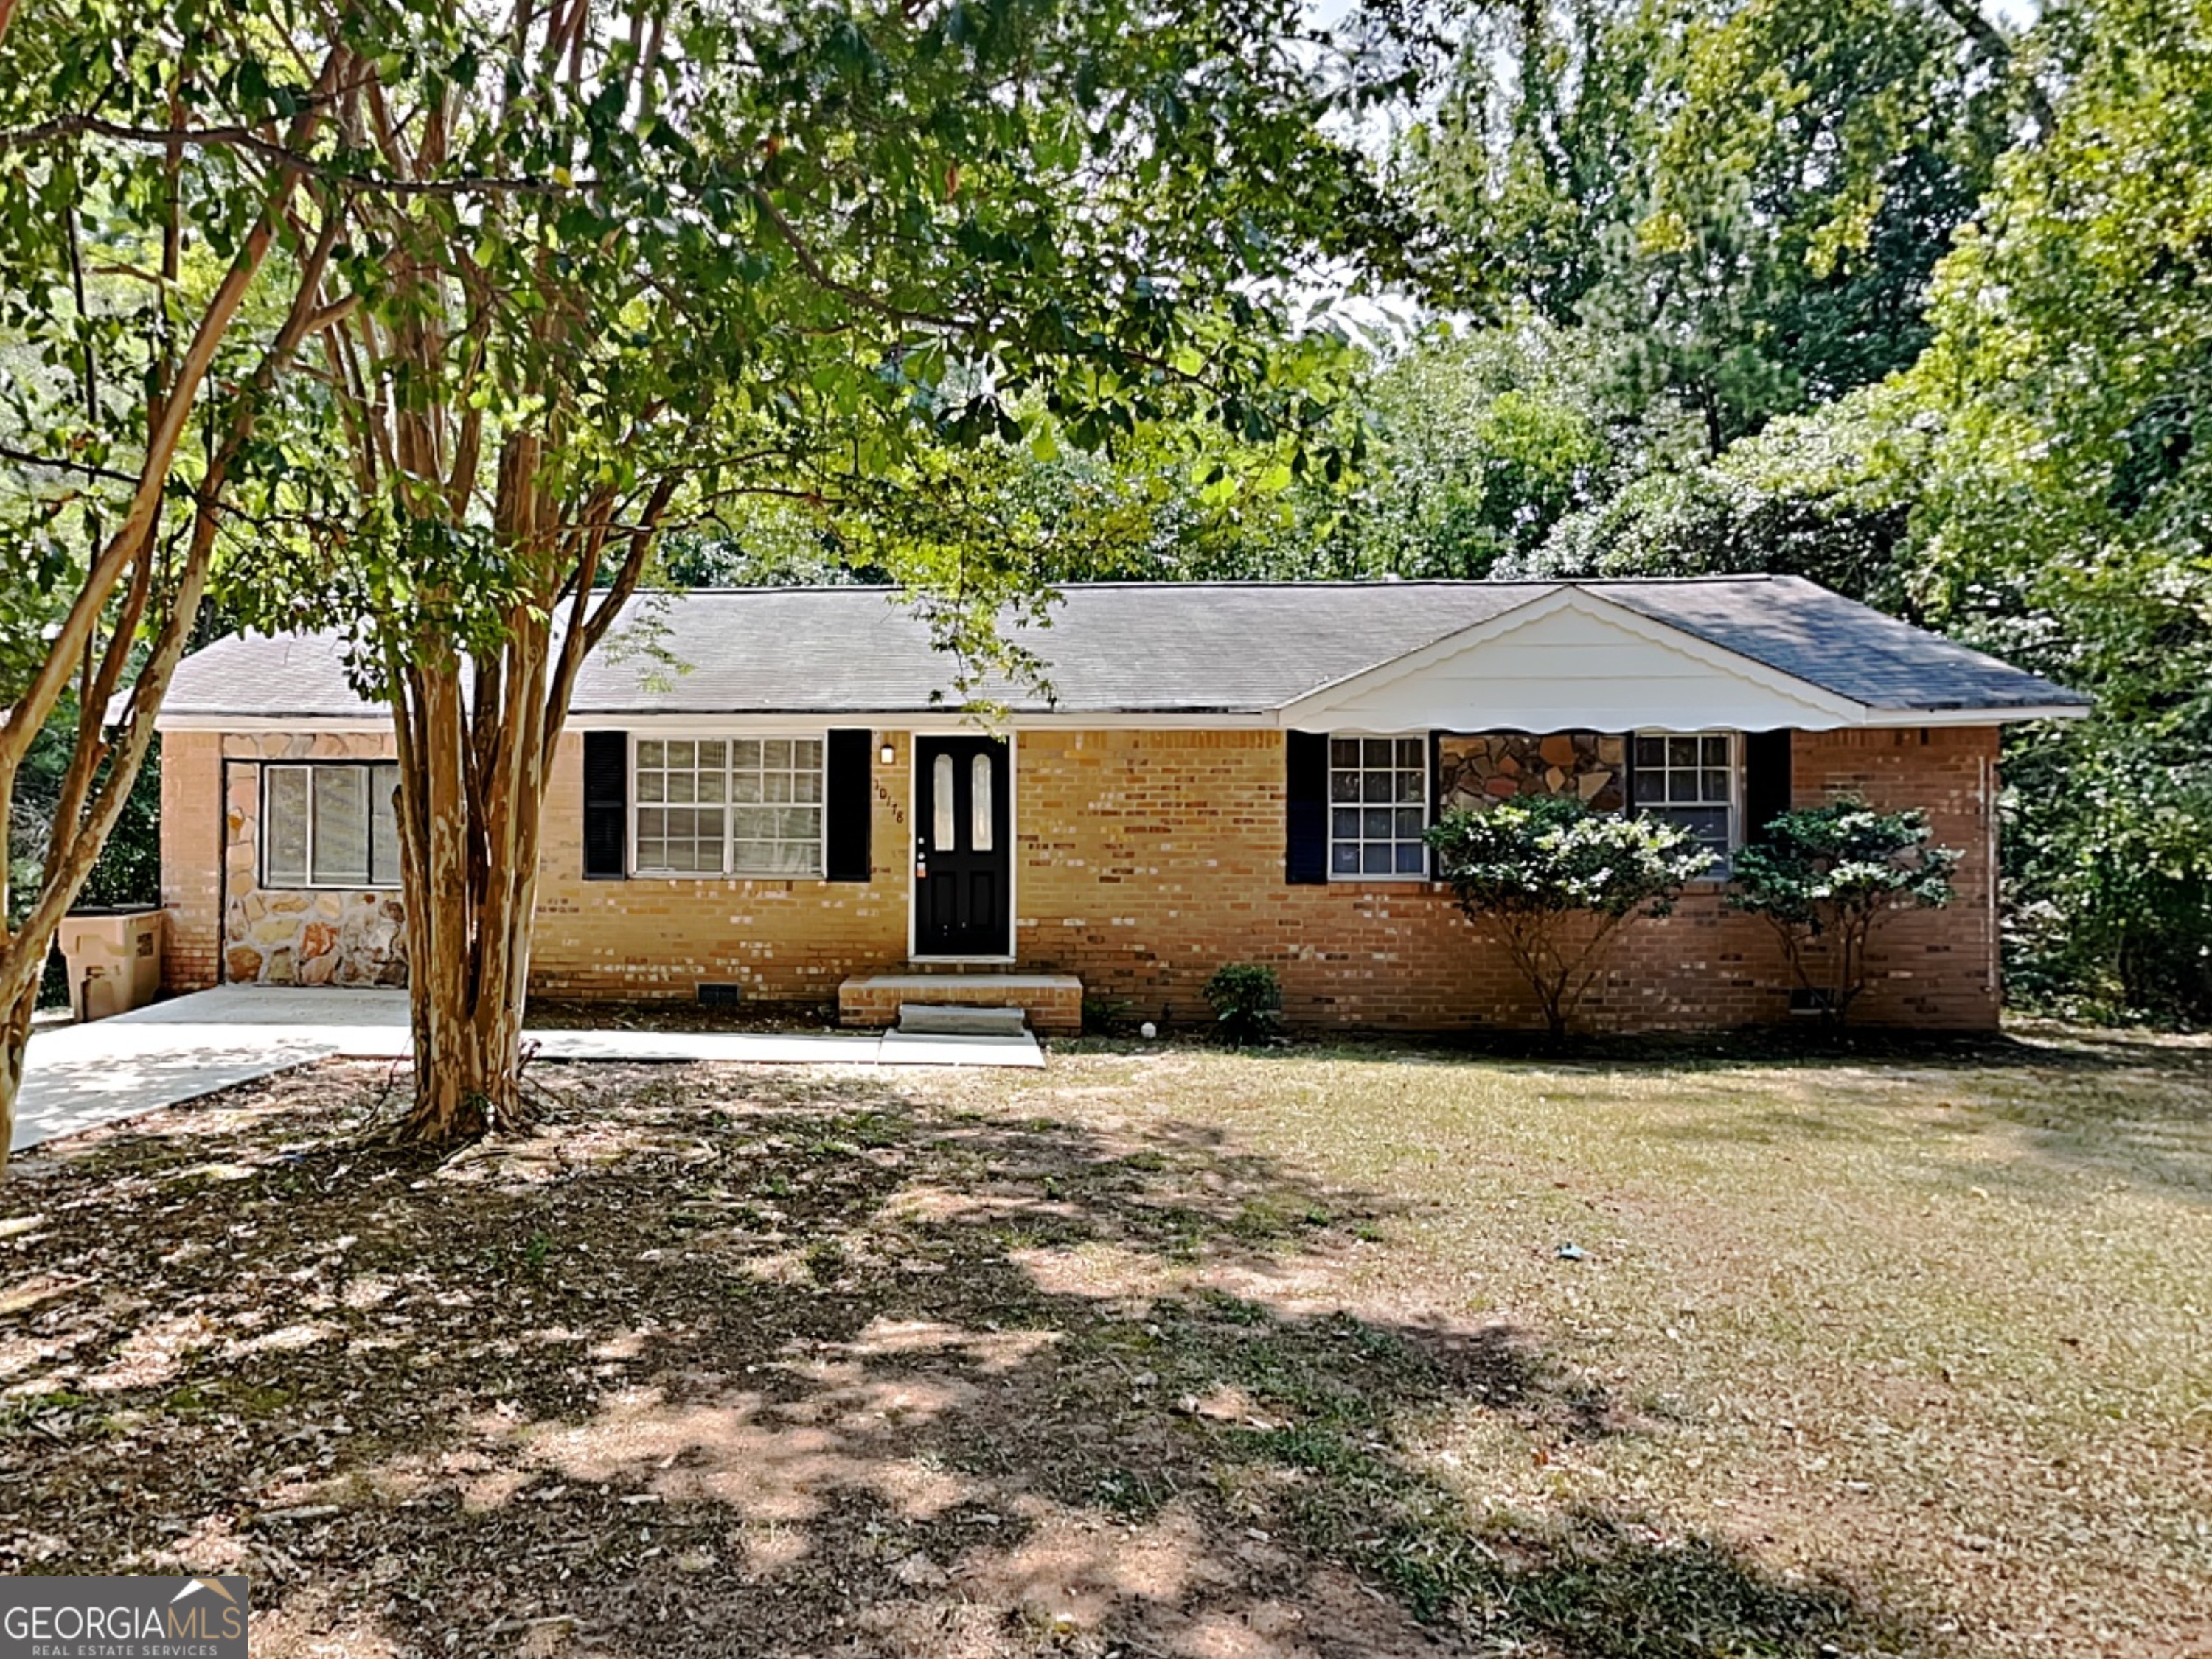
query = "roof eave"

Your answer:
(1851, 700), (2093, 726)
